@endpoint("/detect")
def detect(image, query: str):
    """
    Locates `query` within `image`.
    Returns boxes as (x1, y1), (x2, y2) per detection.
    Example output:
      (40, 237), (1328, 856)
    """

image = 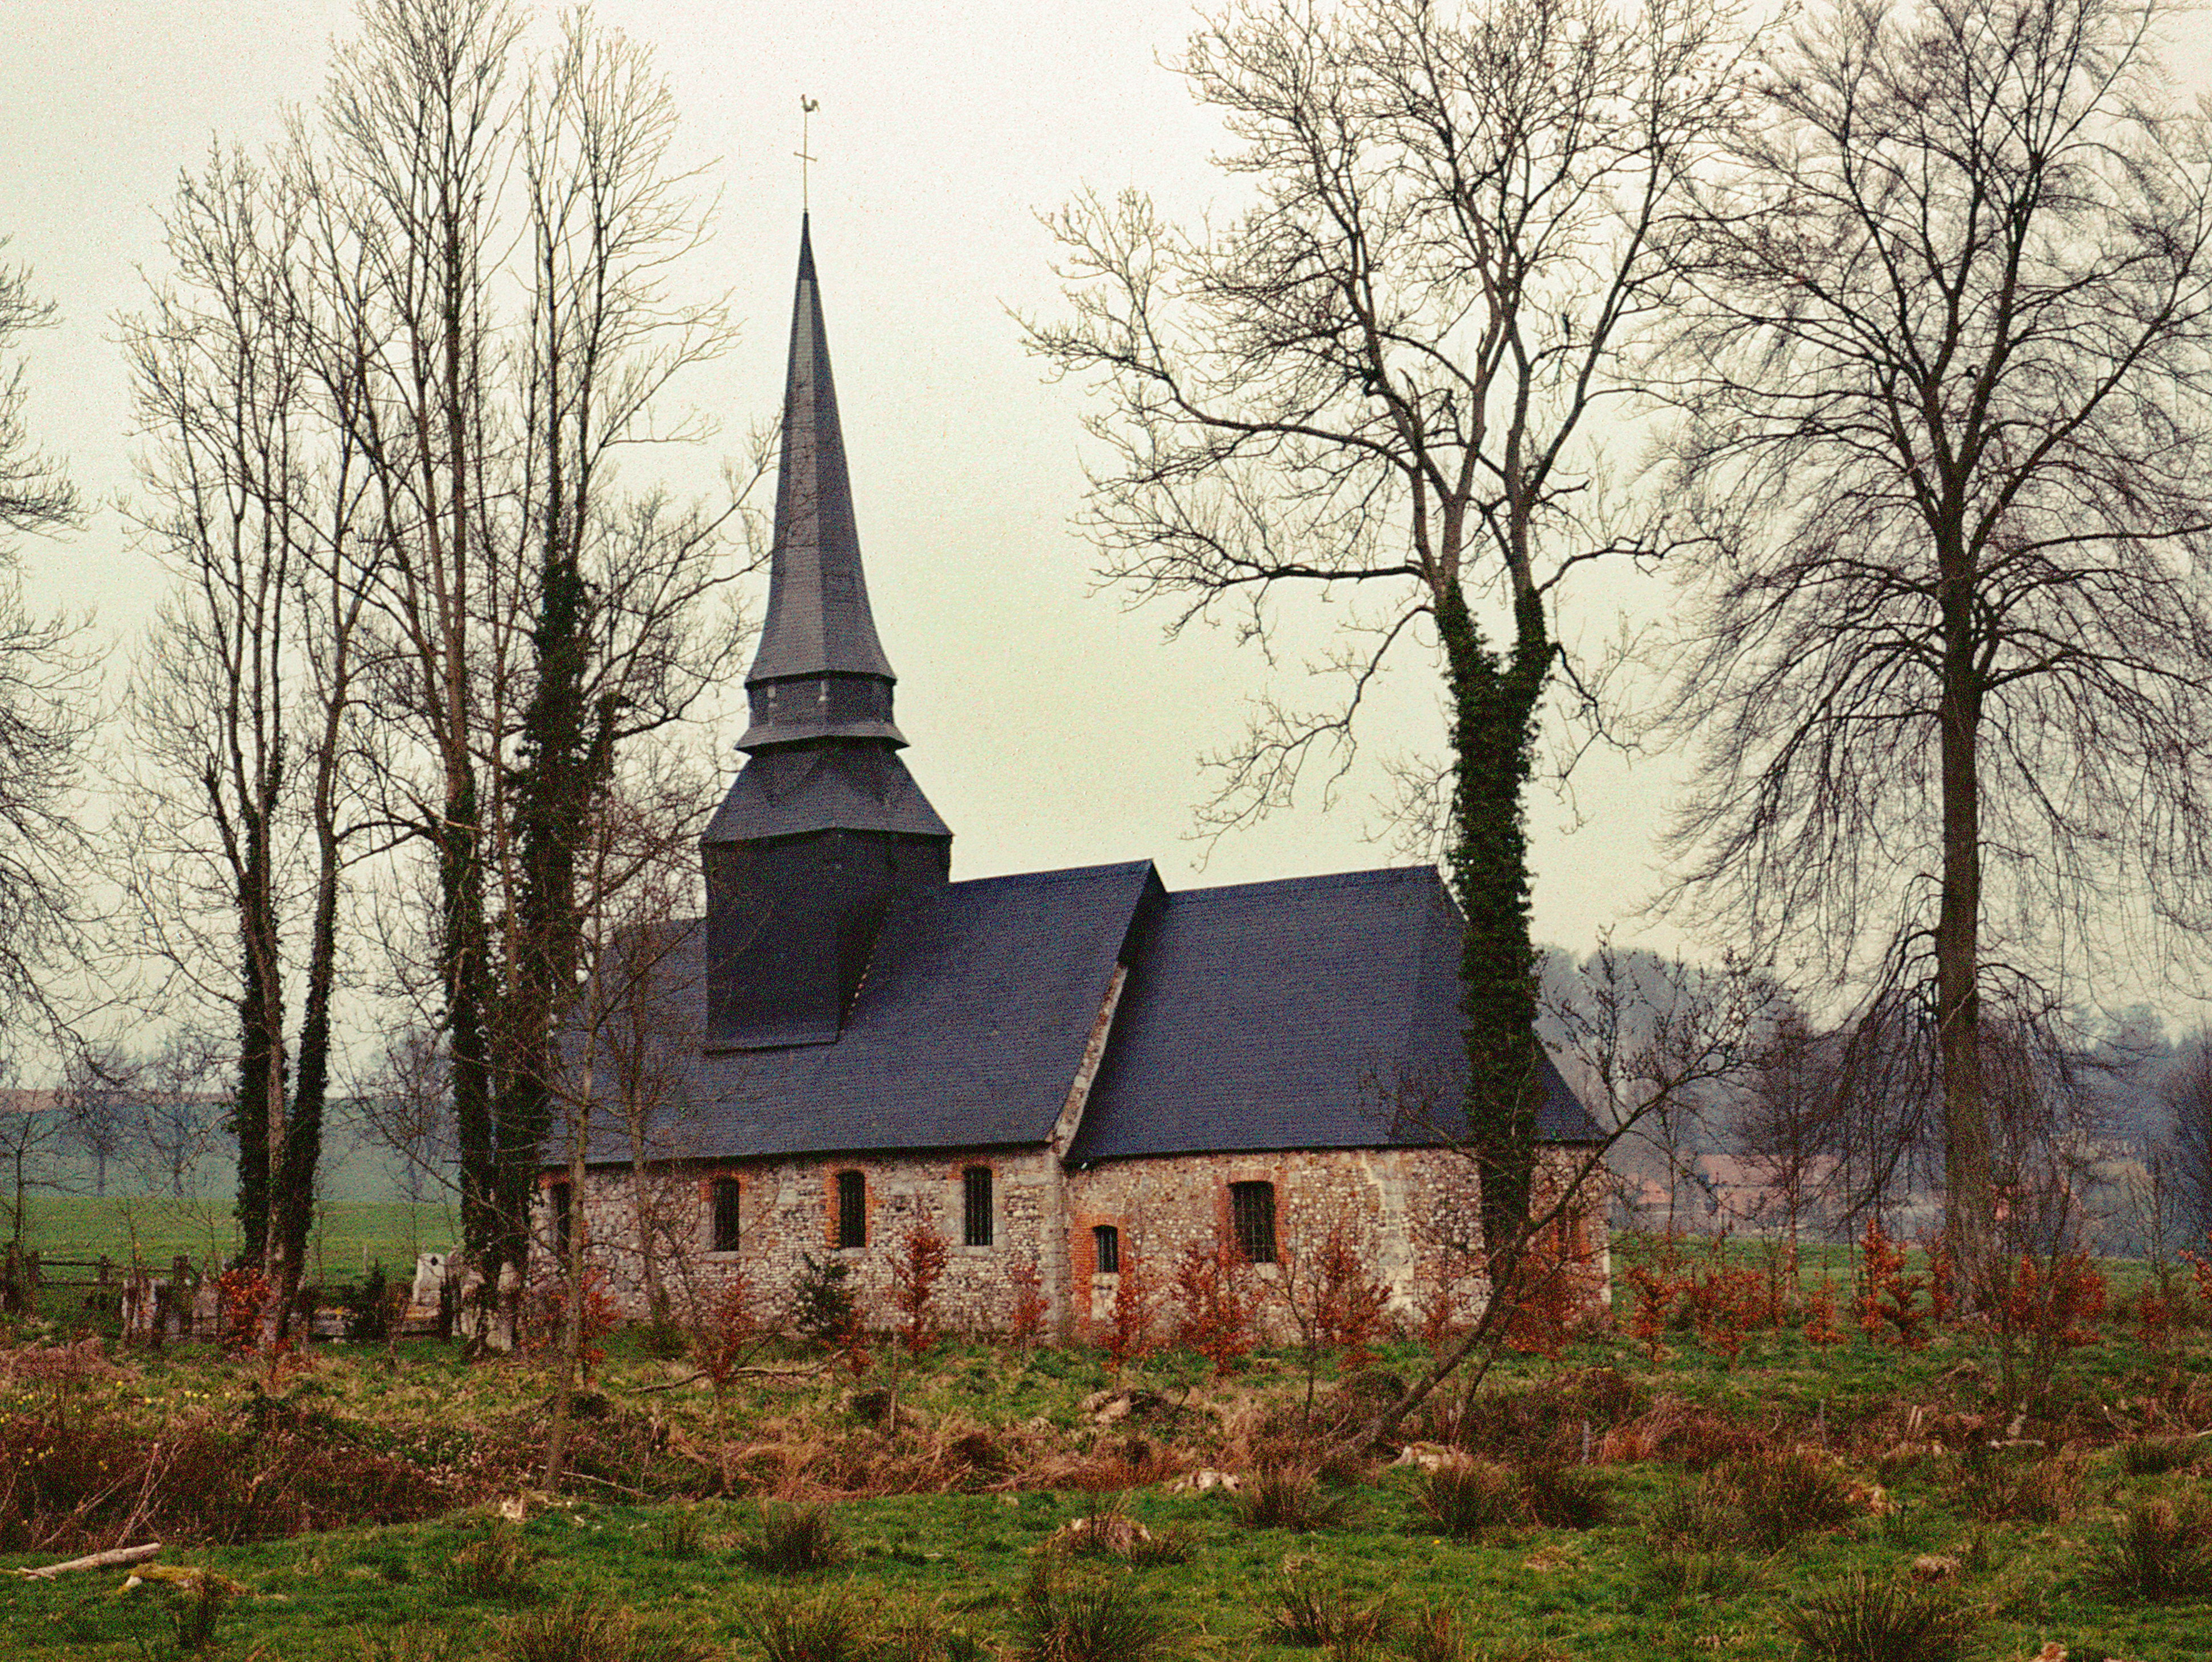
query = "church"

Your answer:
(543, 221), (1606, 1343)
